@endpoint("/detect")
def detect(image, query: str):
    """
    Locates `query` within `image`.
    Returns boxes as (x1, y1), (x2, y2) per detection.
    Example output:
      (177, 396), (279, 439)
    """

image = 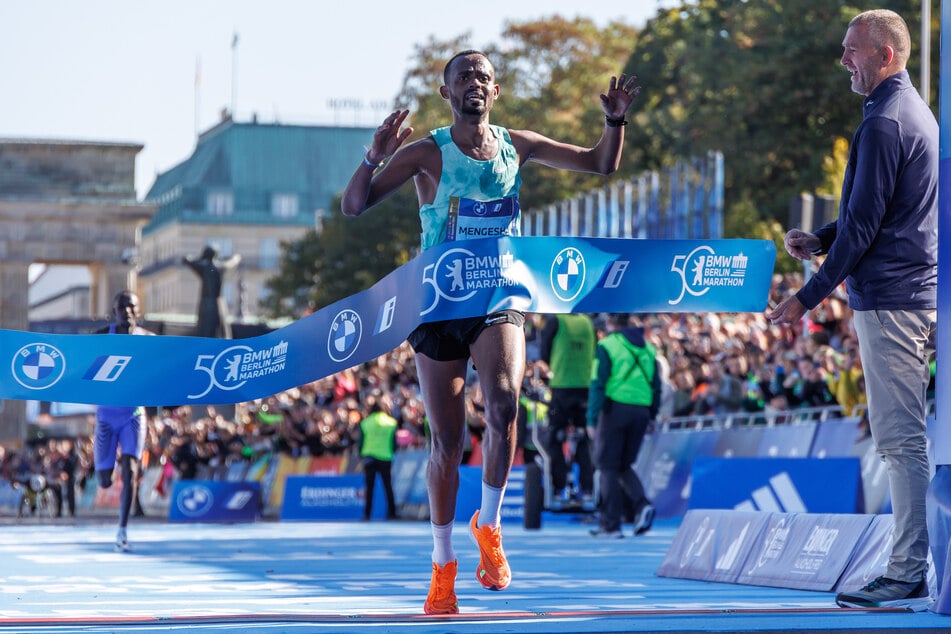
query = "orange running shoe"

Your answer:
(469, 510), (511, 591)
(423, 560), (459, 615)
